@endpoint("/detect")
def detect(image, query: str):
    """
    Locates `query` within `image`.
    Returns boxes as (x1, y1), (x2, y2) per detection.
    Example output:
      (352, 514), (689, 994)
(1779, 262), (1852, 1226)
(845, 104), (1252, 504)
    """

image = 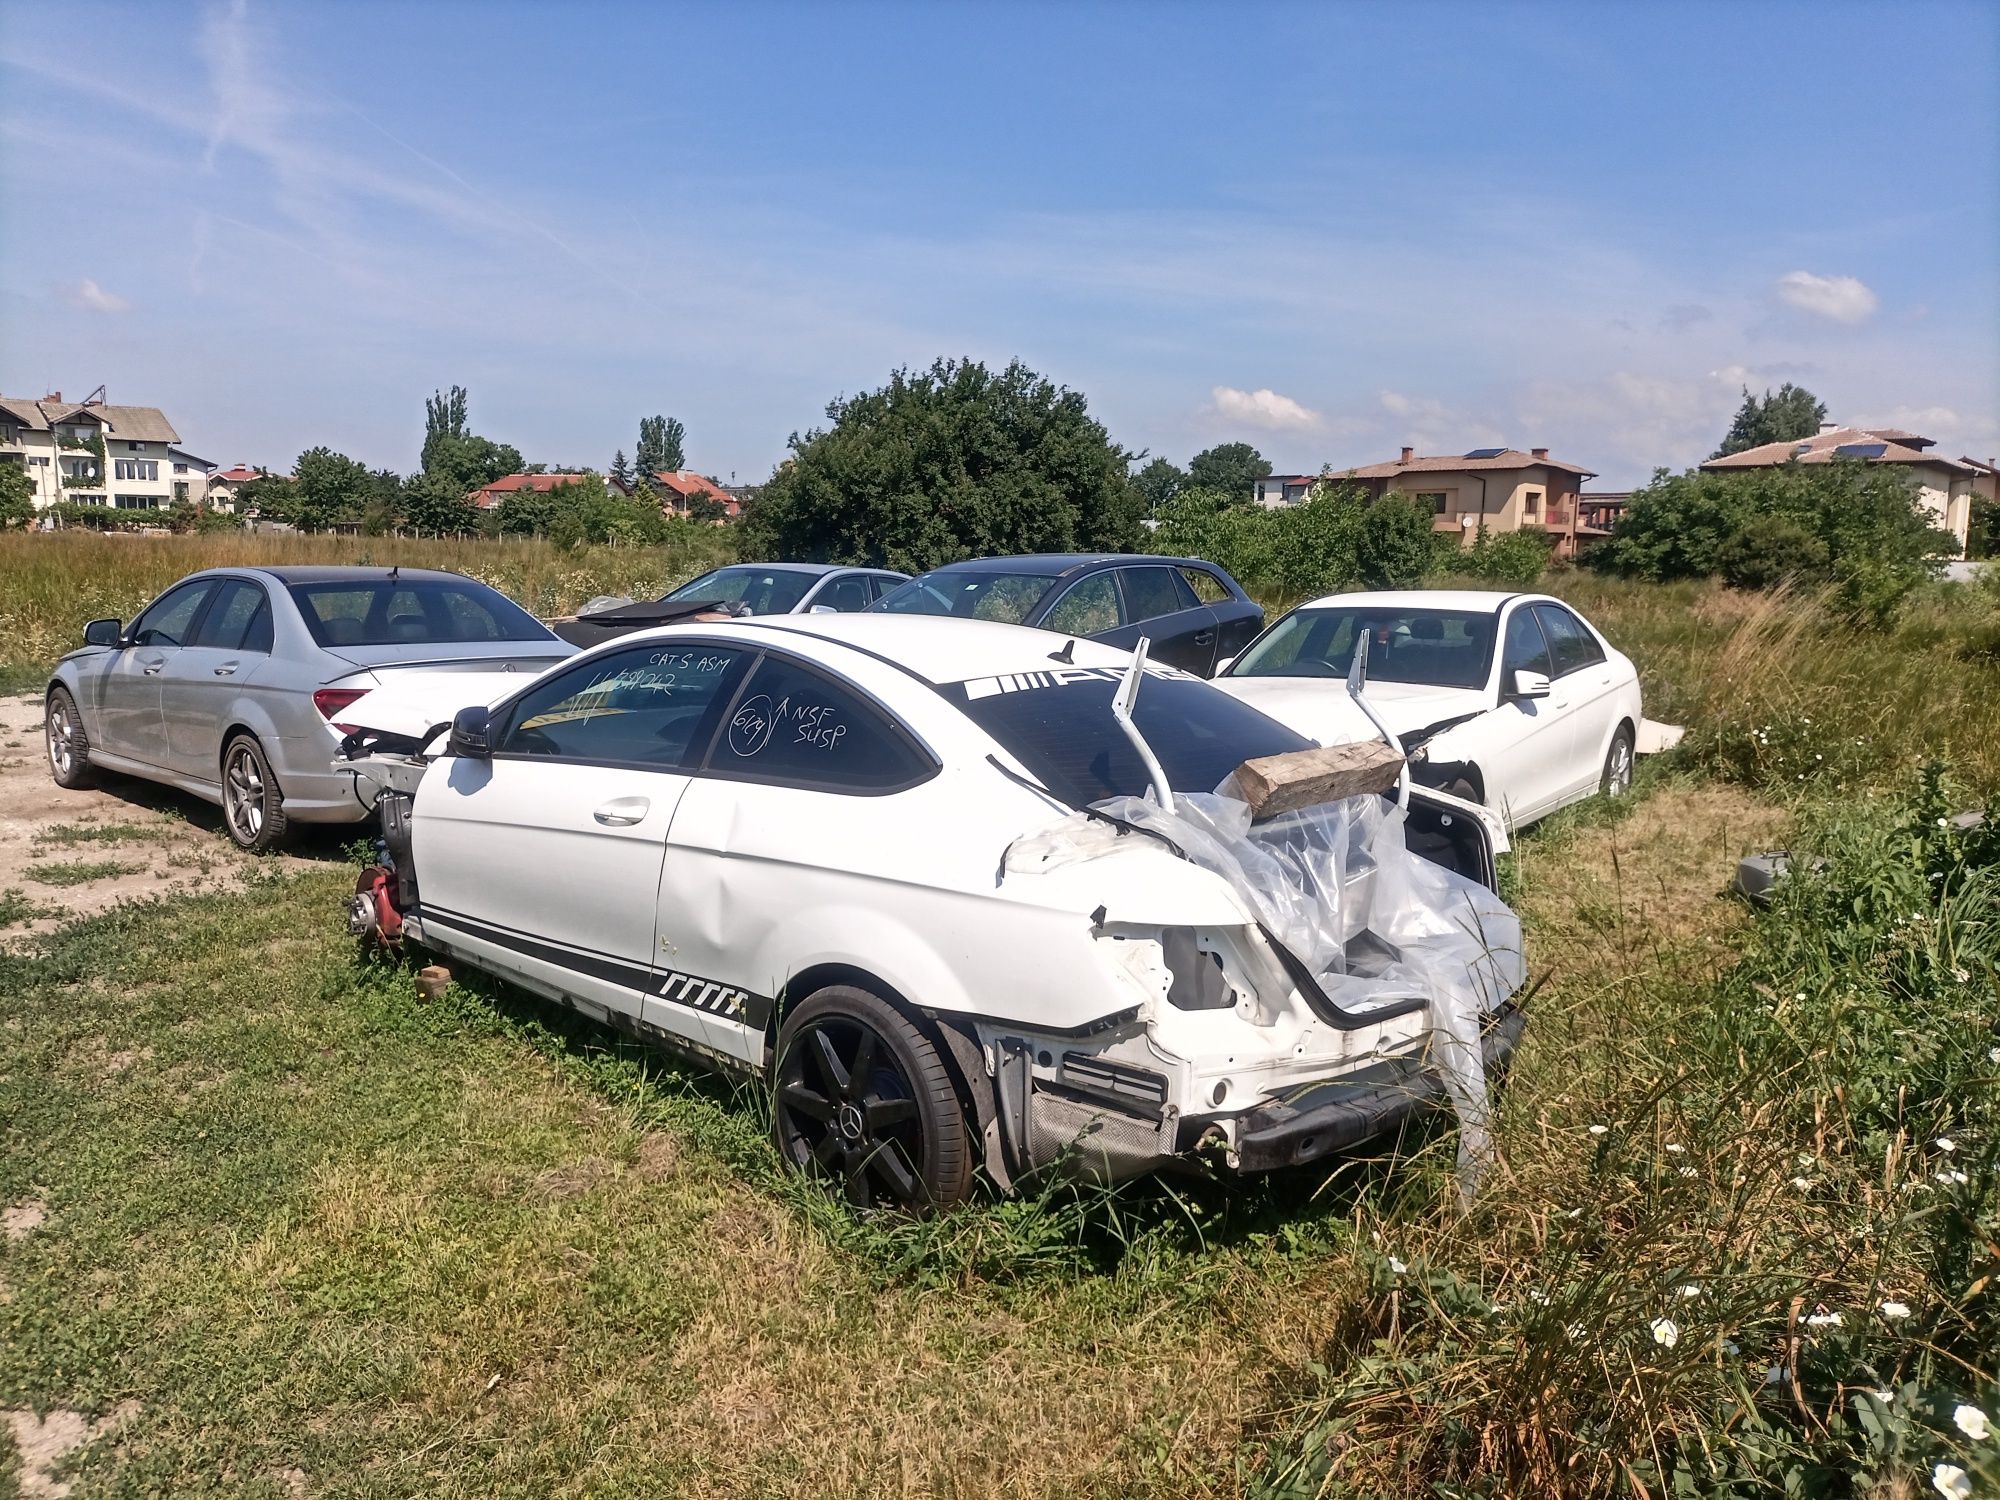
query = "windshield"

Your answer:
(664, 567), (818, 615)
(1231, 607), (1498, 690)
(873, 570), (1056, 624)
(943, 667), (1311, 806)
(287, 578), (554, 648)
